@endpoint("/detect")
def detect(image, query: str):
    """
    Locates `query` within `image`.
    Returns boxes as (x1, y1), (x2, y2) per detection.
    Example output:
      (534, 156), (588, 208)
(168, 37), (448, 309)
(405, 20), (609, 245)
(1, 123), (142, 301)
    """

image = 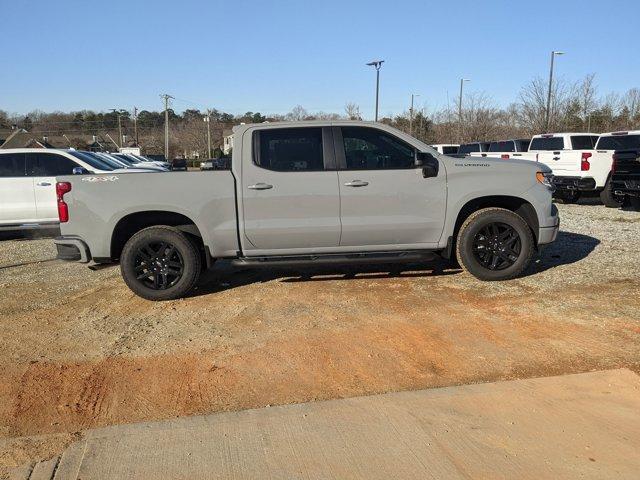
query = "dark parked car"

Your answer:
(611, 149), (640, 209)
(200, 157), (231, 171)
(171, 158), (188, 171)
